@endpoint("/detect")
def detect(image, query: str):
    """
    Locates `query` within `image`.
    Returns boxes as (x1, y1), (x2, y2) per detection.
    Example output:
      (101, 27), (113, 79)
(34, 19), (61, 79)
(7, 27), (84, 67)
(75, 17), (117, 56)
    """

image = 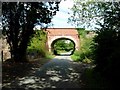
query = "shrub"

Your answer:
(27, 30), (53, 59)
(71, 29), (94, 63)
(92, 29), (120, 81)
(91, 3), (120, 84)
